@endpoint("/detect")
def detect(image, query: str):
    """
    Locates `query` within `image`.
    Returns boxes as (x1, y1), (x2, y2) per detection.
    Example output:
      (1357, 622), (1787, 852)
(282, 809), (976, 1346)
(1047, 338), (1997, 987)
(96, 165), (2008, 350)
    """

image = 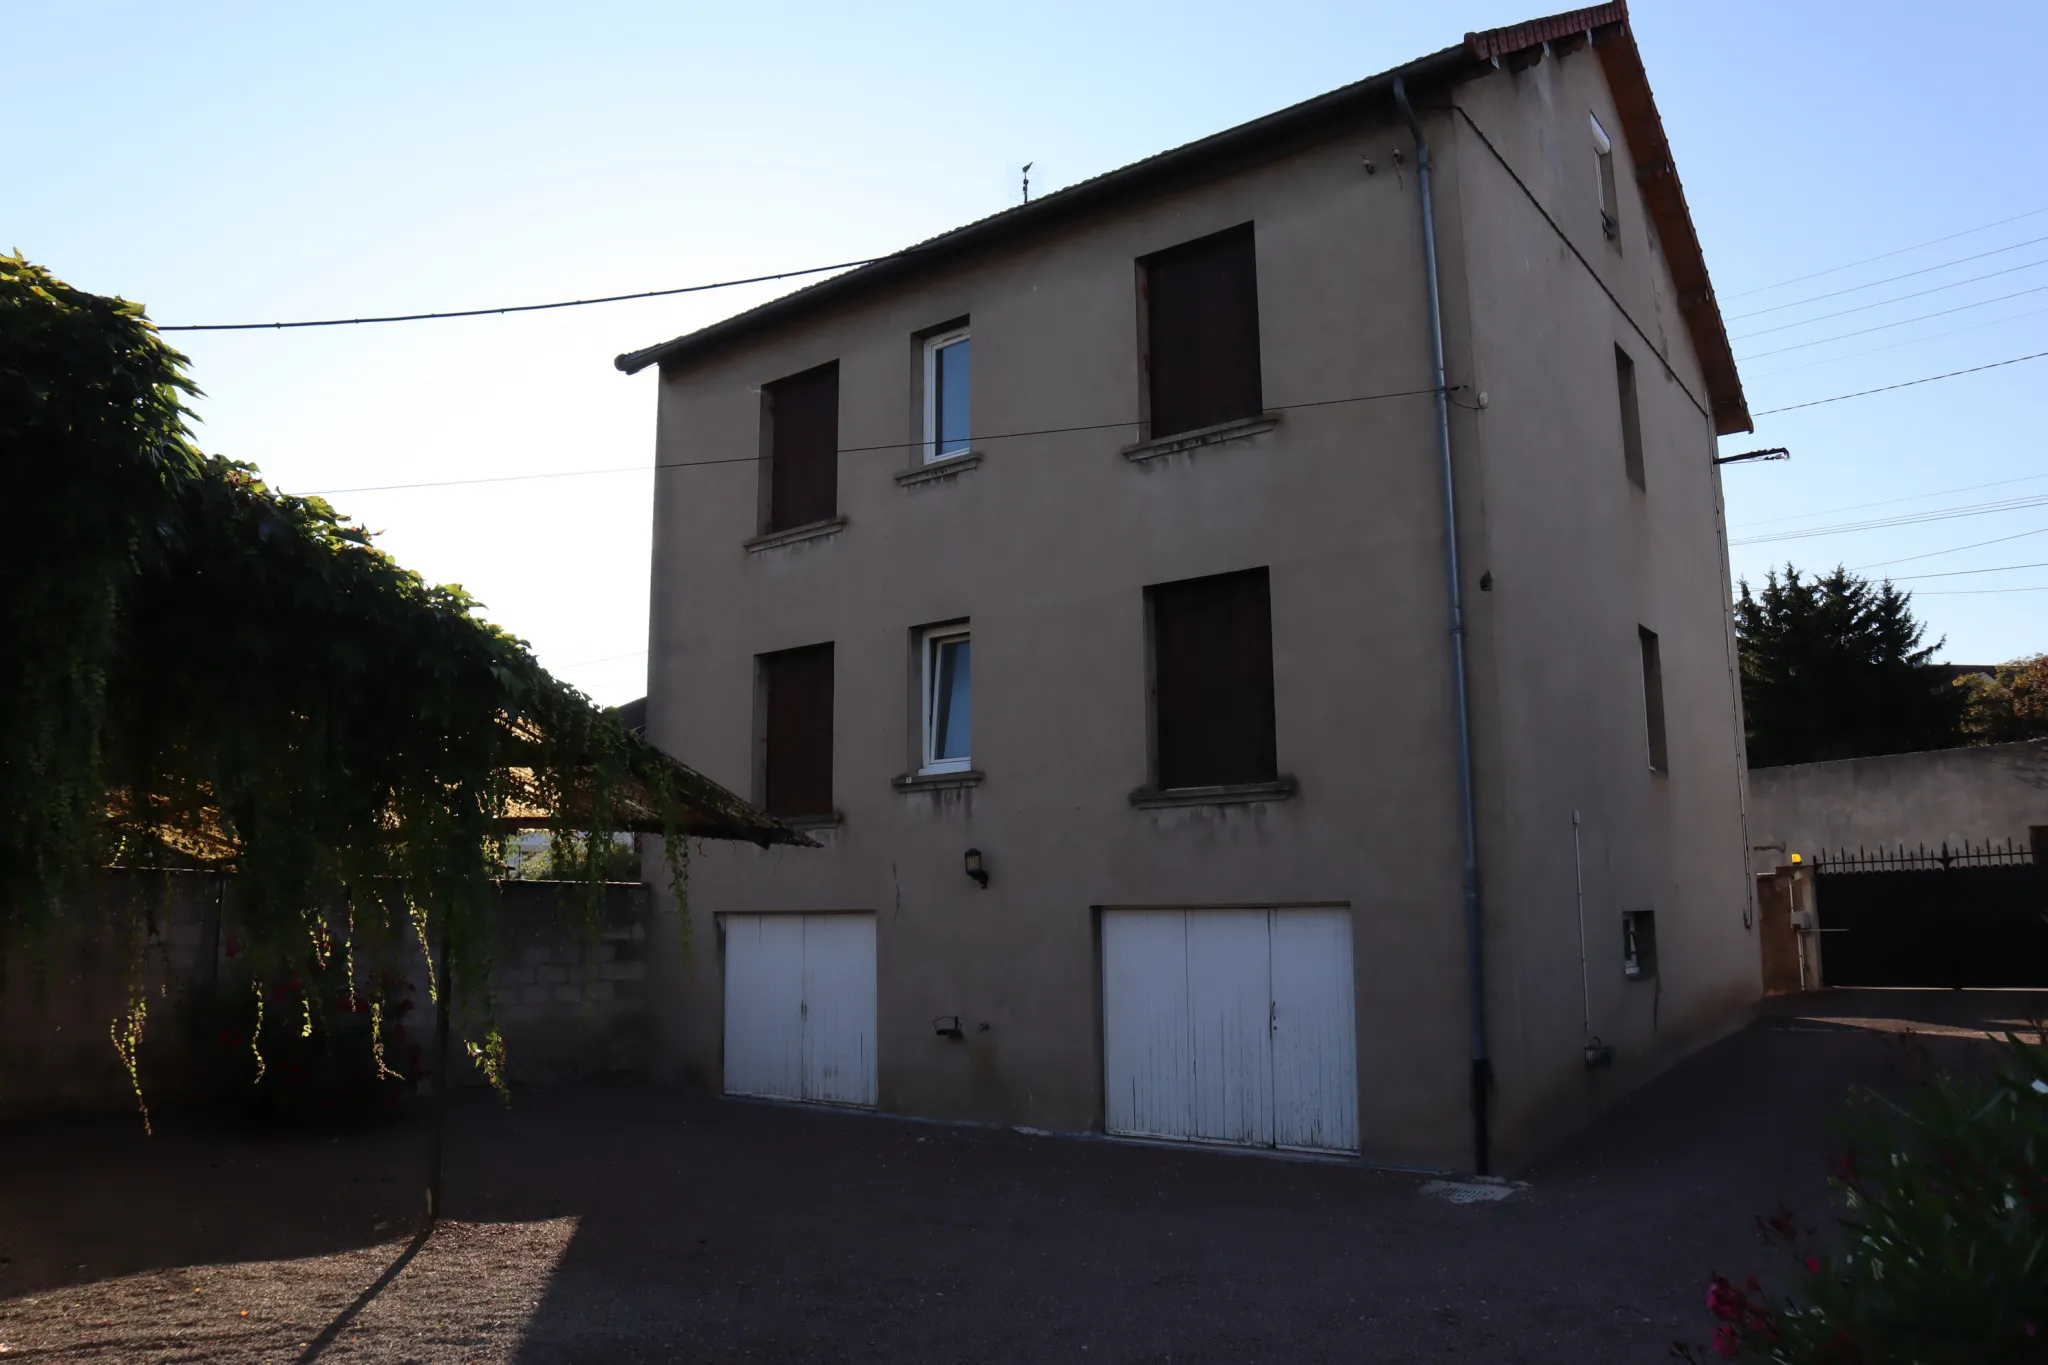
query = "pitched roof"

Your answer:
(616, 3), (1748, 435)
